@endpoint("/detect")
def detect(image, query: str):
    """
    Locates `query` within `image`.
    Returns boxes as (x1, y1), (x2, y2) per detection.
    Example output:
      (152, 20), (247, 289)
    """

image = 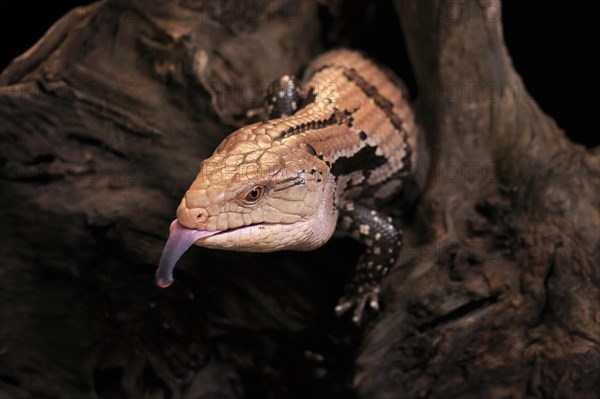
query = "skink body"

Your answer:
(156, 50), (420, 322)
